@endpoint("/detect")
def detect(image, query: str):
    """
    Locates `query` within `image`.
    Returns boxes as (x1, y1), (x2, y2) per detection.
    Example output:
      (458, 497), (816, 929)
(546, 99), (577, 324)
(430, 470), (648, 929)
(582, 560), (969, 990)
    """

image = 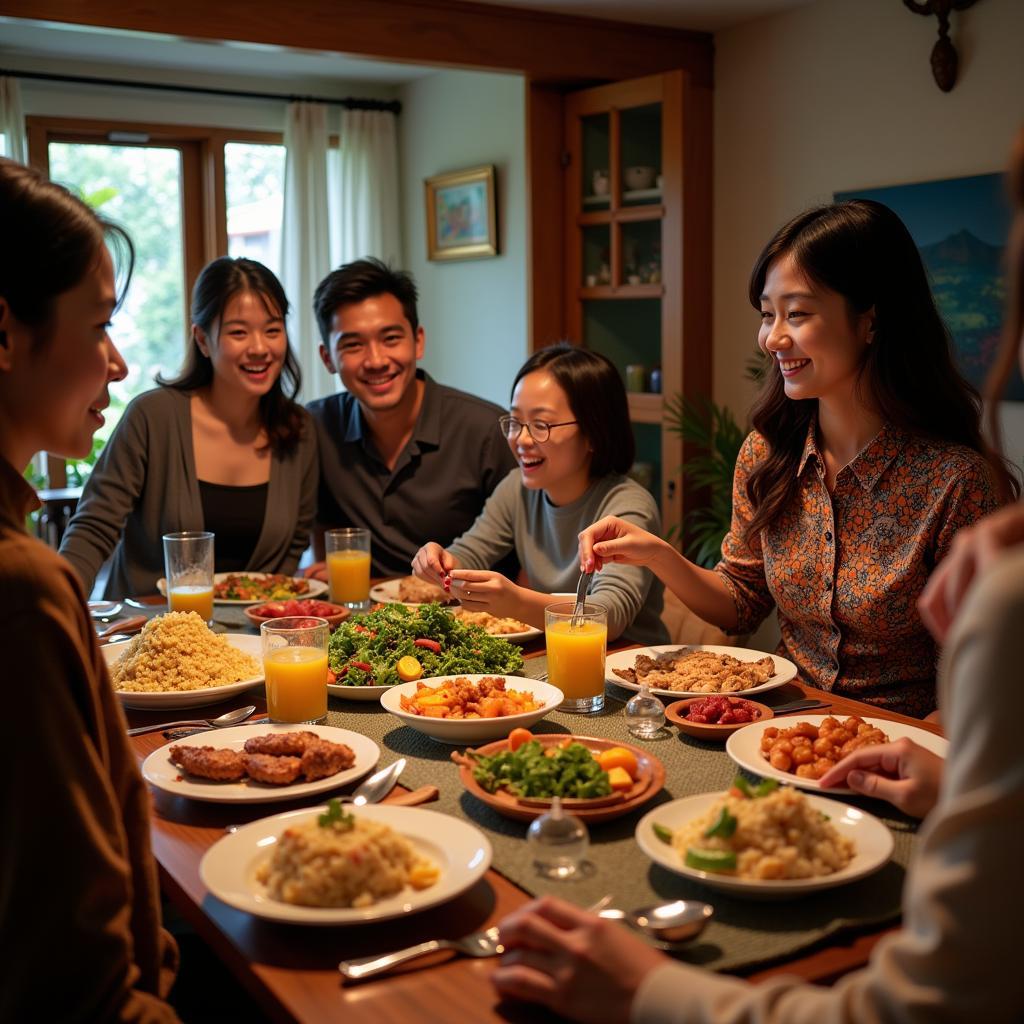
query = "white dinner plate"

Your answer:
(199, 803), (492, 924)
(726, 714), (949, 794)
(451, 611), (543, 645)
(327, 680), (393, 702)
(156, 572), (327, 605)
(380, 674), (564, 743)
(104, 632), (264, 710)
(369, 577), (458, 607)
(141, 724), (379, 803)
(635, 791), (894, 898)
(605, 644), (797, 700)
